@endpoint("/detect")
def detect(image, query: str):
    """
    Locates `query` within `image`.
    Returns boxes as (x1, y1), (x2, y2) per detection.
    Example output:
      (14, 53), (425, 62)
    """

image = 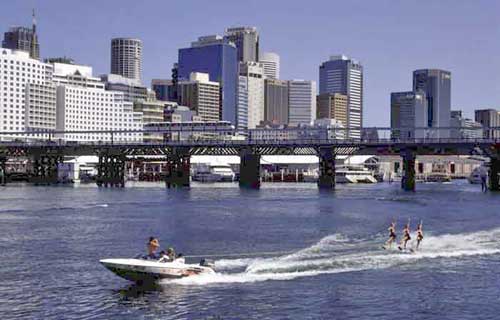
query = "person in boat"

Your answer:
(159, 247), (177, 262)
(416, 222), (424, 250)
(141, 237), (160, 260)
(384, 221), (397, 249)
(398, 223), (411, 250)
